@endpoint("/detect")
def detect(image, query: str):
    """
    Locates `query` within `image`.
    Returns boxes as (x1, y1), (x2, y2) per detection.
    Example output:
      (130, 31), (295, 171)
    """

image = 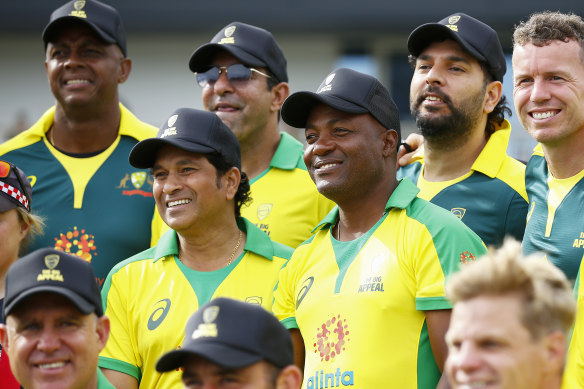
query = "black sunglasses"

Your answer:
(195, 64), (271, 87)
